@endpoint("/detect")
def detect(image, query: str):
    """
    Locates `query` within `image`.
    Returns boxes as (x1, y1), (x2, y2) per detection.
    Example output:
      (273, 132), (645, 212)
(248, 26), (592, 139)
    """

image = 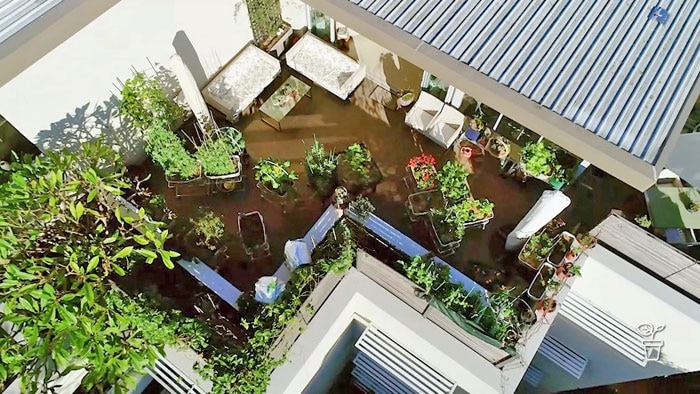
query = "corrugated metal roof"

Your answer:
(0, 0), (64, 44)
(349, 0), (700, 163)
